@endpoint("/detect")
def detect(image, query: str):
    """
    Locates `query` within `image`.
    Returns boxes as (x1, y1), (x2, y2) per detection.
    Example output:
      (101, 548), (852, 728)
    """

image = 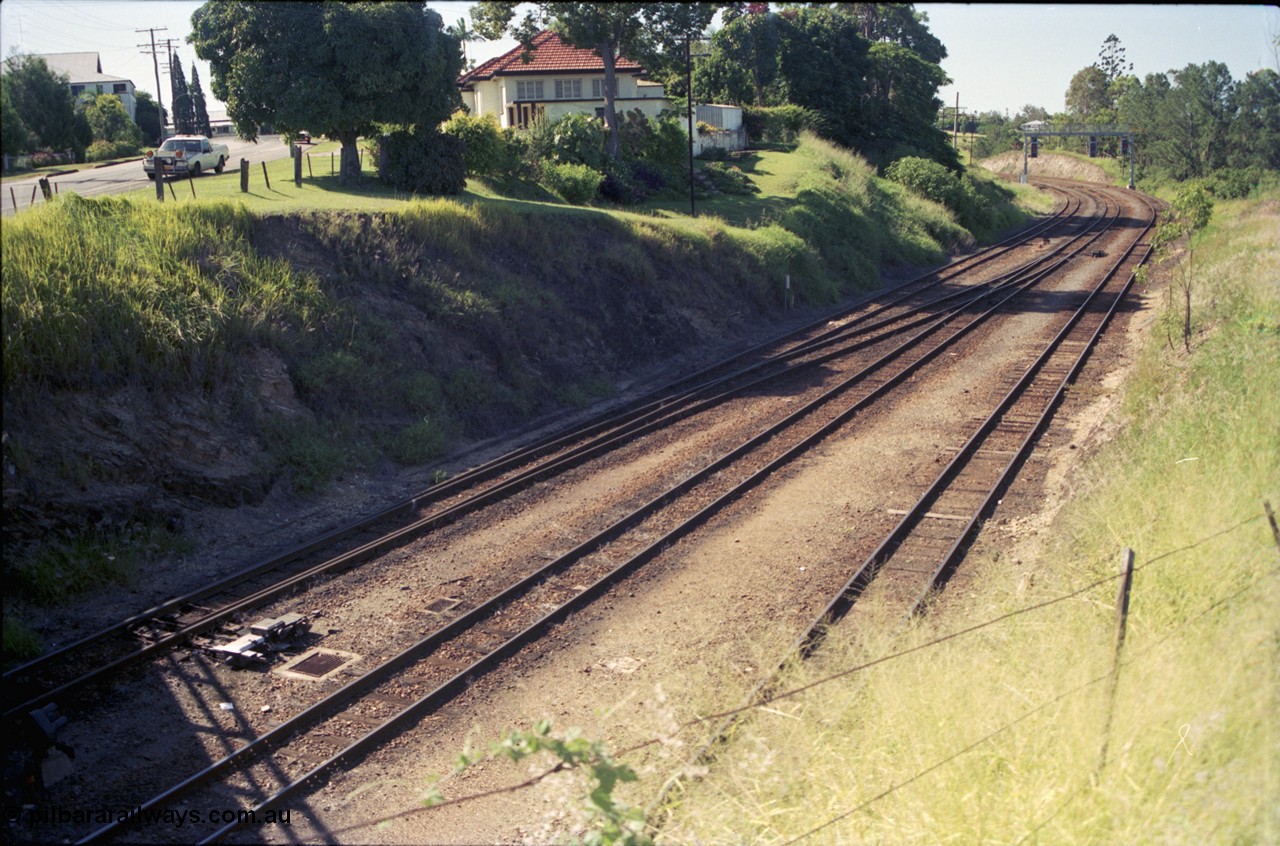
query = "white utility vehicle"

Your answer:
(143, 135), (229, 179)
